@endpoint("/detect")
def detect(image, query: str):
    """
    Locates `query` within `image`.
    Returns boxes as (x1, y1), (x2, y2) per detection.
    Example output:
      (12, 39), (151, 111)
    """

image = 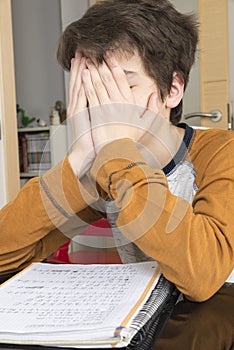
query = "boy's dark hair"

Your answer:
(57, 0), (198, 124)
